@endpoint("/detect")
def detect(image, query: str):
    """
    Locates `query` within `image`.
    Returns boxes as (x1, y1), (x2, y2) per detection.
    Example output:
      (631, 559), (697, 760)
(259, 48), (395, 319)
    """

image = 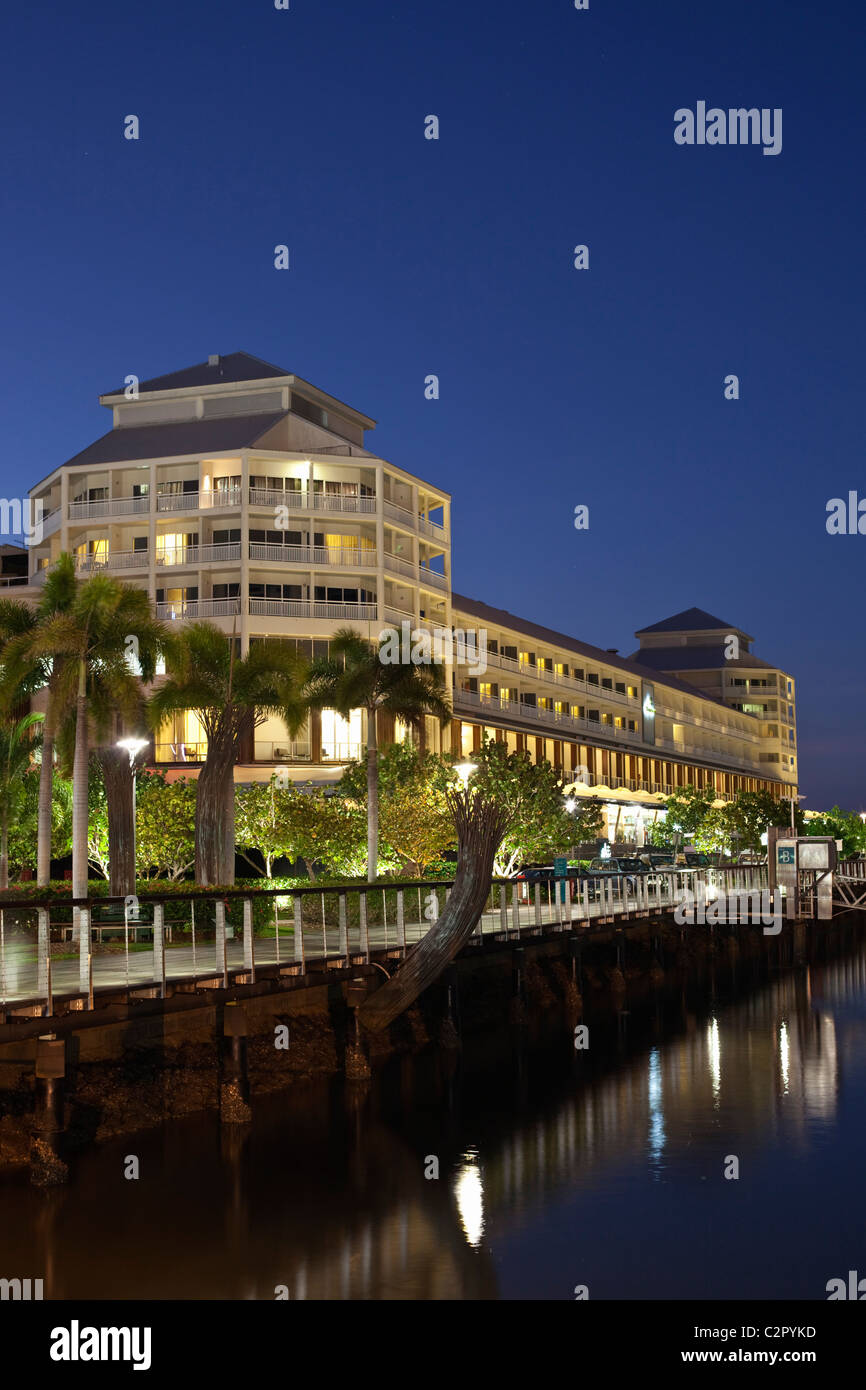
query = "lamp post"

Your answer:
(453, 760), (477, 789)
(117, 736), (148, 886)
(791, 793), (806, 834)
